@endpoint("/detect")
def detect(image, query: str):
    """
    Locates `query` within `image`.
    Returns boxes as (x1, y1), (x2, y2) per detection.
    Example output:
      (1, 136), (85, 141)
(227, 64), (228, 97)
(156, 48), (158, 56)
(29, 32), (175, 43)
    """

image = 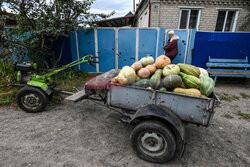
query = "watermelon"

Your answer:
(179, 72), (200, 89)
(200, 76), (215, 96)
(177, 63), (200, 77)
